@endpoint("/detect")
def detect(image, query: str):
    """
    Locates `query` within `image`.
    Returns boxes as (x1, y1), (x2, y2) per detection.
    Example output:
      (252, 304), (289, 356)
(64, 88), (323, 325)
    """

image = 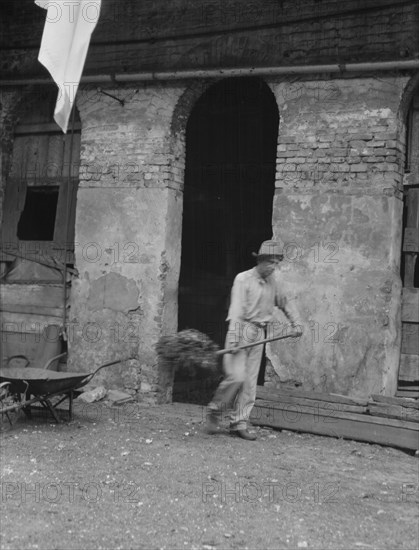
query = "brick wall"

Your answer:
(66, 82), (189, 402)
(0, 0), (417, 77)
(264, 75), (411, 396)
(1, 57), (419, 399)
